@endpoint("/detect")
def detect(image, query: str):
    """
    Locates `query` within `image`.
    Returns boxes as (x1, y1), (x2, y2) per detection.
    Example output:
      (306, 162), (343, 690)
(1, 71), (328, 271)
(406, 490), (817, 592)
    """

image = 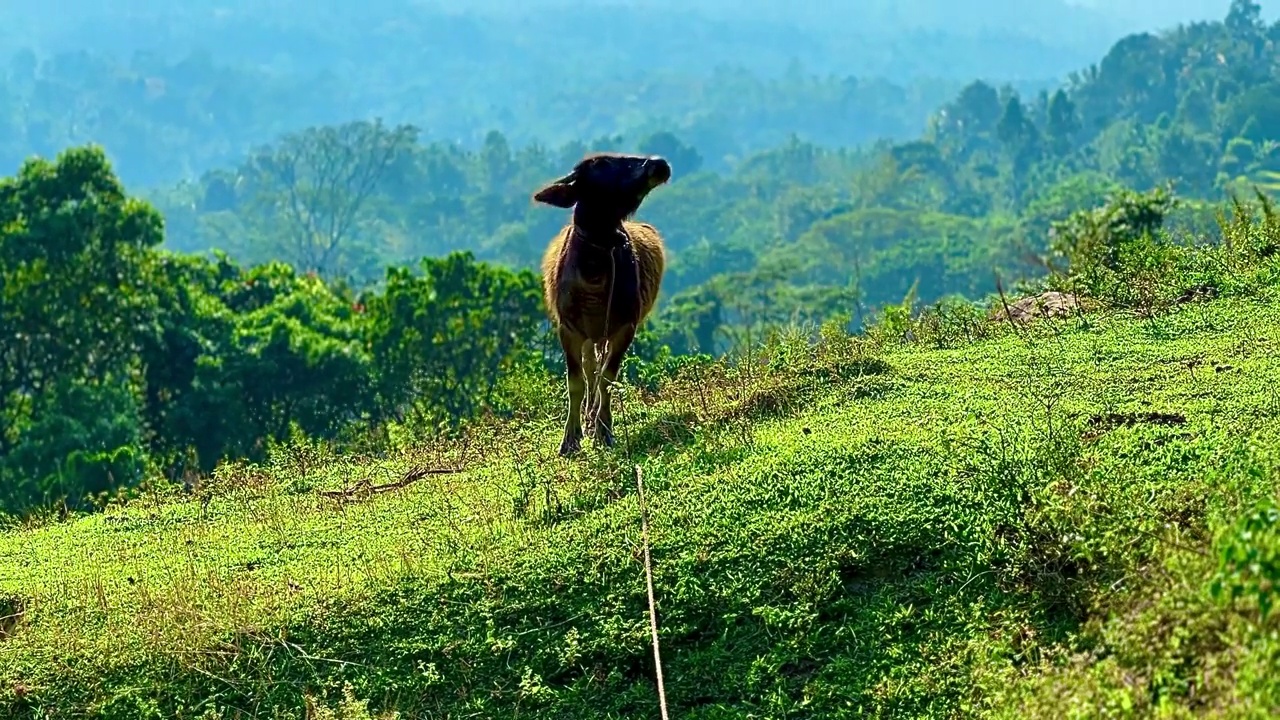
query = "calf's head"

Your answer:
(533, 152), (671, 226)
